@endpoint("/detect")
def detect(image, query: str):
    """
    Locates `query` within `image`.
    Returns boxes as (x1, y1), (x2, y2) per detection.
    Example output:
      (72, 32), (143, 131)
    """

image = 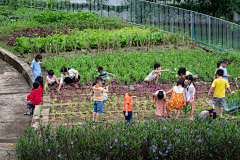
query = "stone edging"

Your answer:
(0, 47), (33, 86)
